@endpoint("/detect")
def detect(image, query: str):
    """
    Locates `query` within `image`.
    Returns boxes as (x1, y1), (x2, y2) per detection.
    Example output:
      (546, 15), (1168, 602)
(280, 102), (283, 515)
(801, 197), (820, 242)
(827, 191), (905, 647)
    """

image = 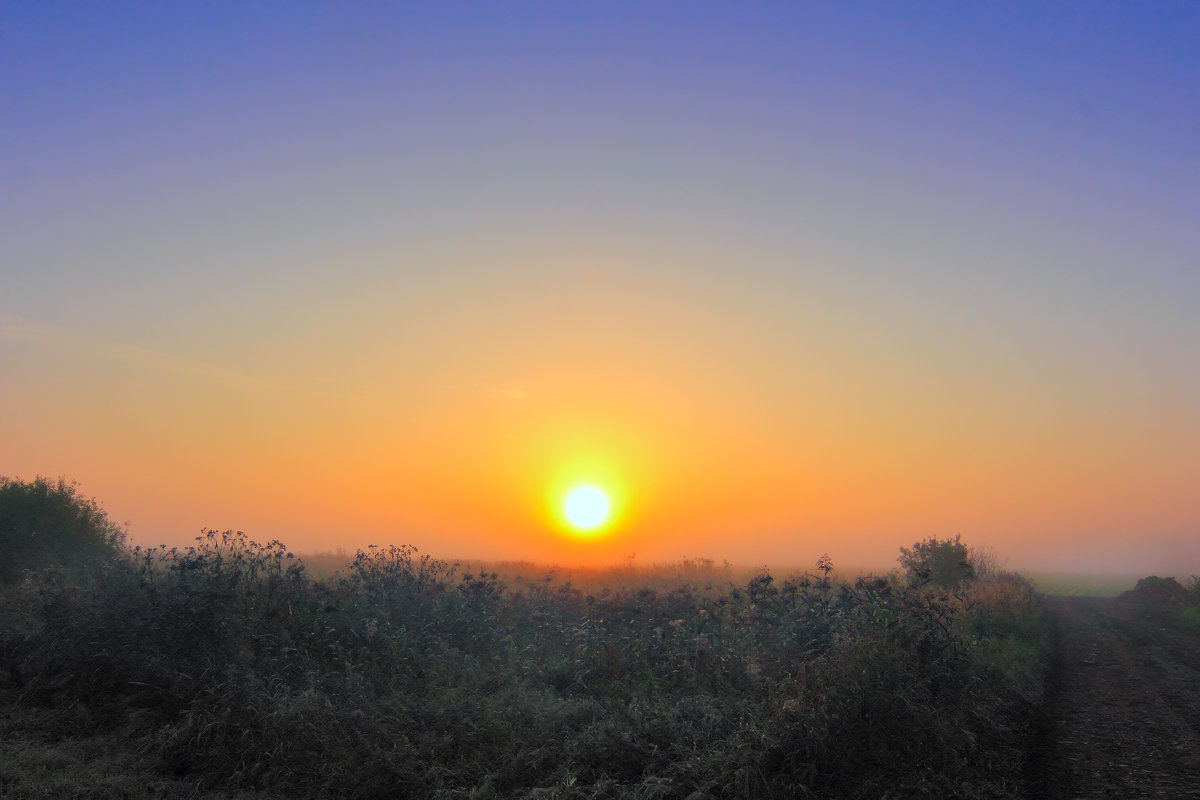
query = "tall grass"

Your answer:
(1, 532), (1041, 799)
